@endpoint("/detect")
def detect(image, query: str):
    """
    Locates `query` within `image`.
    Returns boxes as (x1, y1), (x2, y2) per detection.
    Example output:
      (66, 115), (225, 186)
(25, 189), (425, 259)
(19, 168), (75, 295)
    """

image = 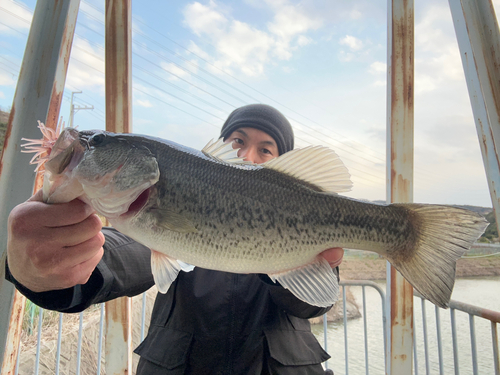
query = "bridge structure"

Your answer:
(0, 0), (499, 374)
